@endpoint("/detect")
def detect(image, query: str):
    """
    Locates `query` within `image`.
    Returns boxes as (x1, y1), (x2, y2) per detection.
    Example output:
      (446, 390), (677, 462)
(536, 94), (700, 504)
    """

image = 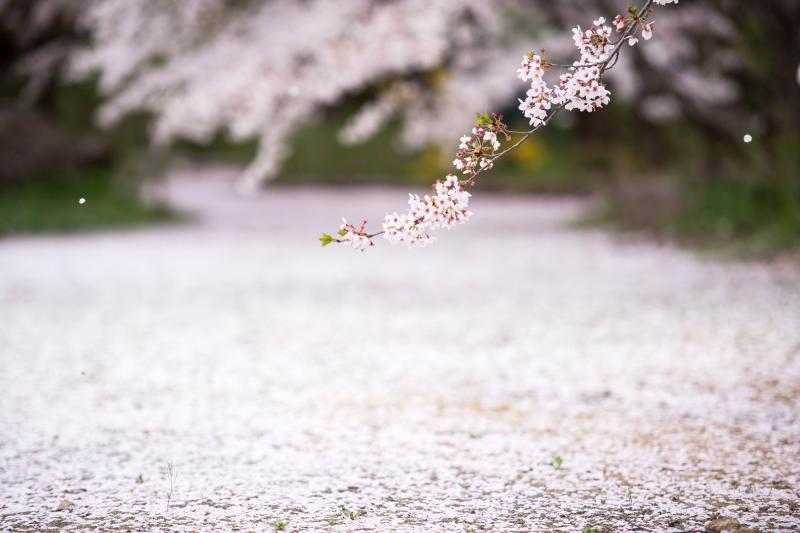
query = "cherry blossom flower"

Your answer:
(642, 22), (654, 40)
